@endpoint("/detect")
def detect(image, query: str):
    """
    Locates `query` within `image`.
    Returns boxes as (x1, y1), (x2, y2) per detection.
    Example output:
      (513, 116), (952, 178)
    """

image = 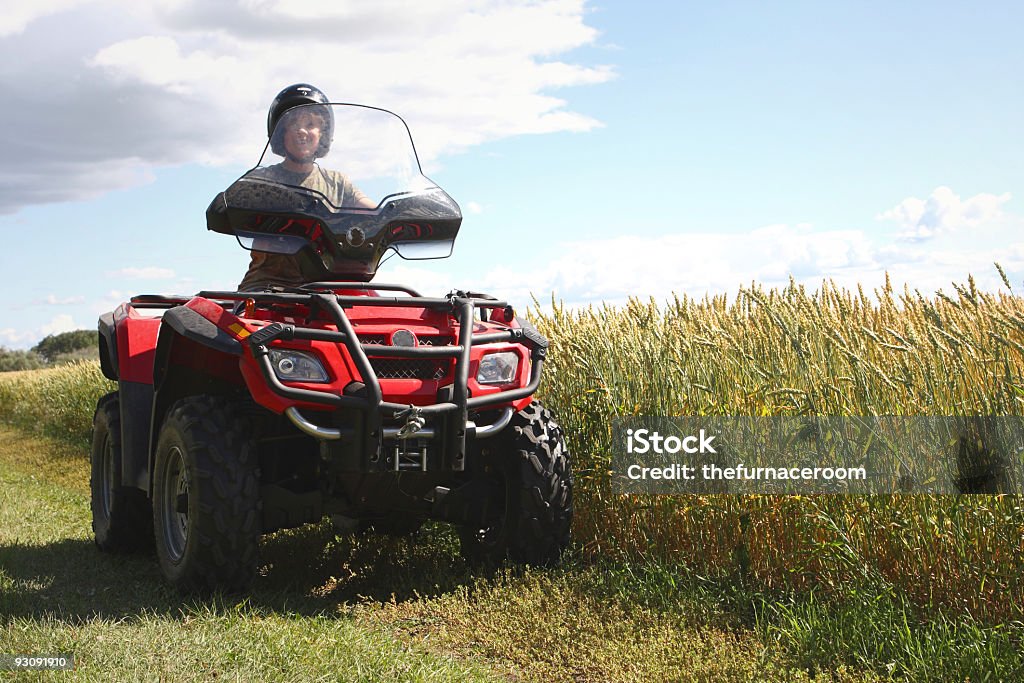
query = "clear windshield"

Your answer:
(257, 103), (435, 210)
(211, 104), (462, 282)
